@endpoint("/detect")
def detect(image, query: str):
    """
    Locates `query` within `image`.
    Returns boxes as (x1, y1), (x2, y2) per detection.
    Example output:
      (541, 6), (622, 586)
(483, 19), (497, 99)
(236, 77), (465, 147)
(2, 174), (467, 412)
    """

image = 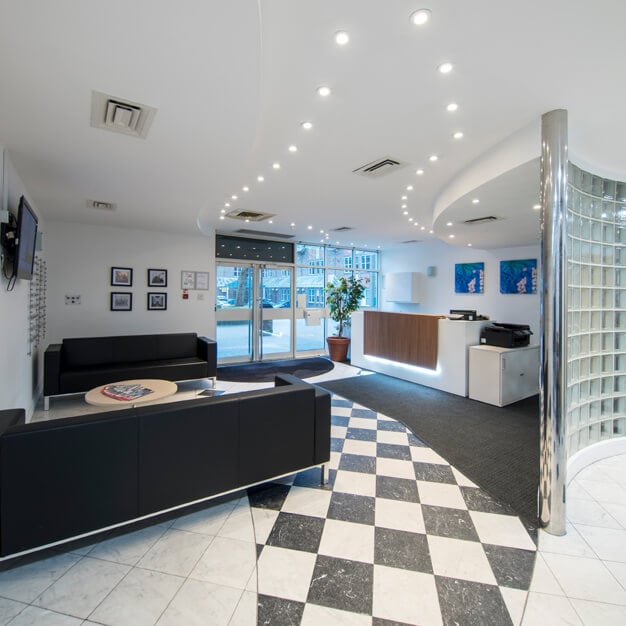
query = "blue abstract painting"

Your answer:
(454, 262), (484, 294)
(500, 259), (538, 294)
